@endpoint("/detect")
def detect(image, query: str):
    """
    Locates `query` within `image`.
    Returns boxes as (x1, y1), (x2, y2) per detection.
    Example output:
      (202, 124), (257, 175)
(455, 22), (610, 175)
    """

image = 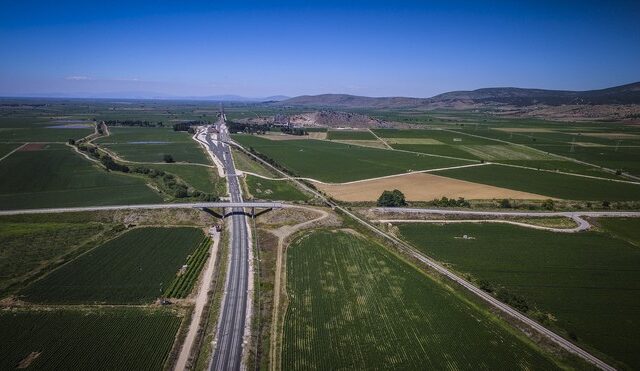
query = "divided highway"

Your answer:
(206, 117), (251, 371)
